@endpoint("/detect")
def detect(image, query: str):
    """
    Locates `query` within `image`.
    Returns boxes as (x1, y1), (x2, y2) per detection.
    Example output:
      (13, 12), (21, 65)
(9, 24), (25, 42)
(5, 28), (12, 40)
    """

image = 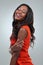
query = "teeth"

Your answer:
(17, 14), (20, 16)
(16, 13), (21, 17)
